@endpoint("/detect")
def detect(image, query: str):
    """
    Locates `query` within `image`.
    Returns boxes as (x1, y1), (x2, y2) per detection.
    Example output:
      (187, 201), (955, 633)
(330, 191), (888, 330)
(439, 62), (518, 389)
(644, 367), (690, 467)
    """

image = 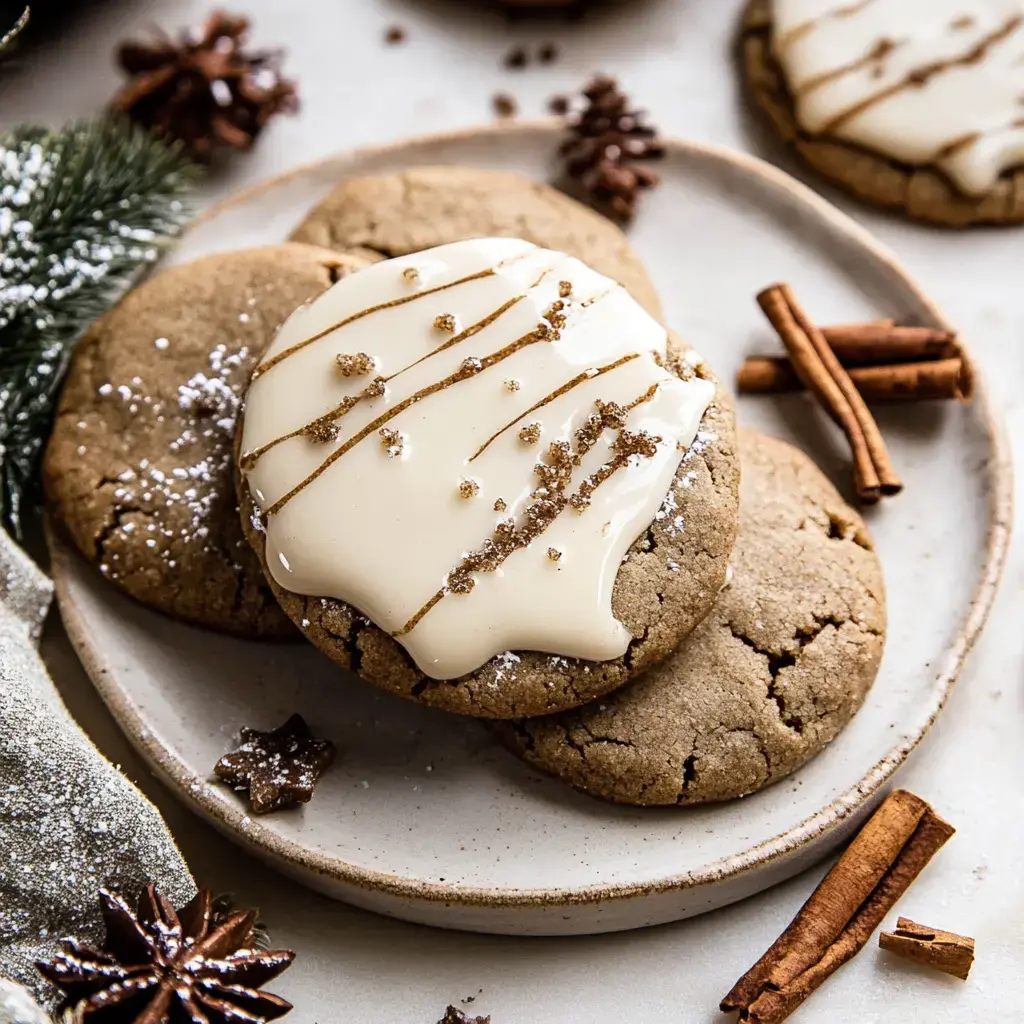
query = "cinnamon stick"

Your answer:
(737, 357), (972, 402)
(721, 790), (955, 1024)
(822, 323), (959, 366)
(879, 918), (975, 980)
(756, 284), (902, 502)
